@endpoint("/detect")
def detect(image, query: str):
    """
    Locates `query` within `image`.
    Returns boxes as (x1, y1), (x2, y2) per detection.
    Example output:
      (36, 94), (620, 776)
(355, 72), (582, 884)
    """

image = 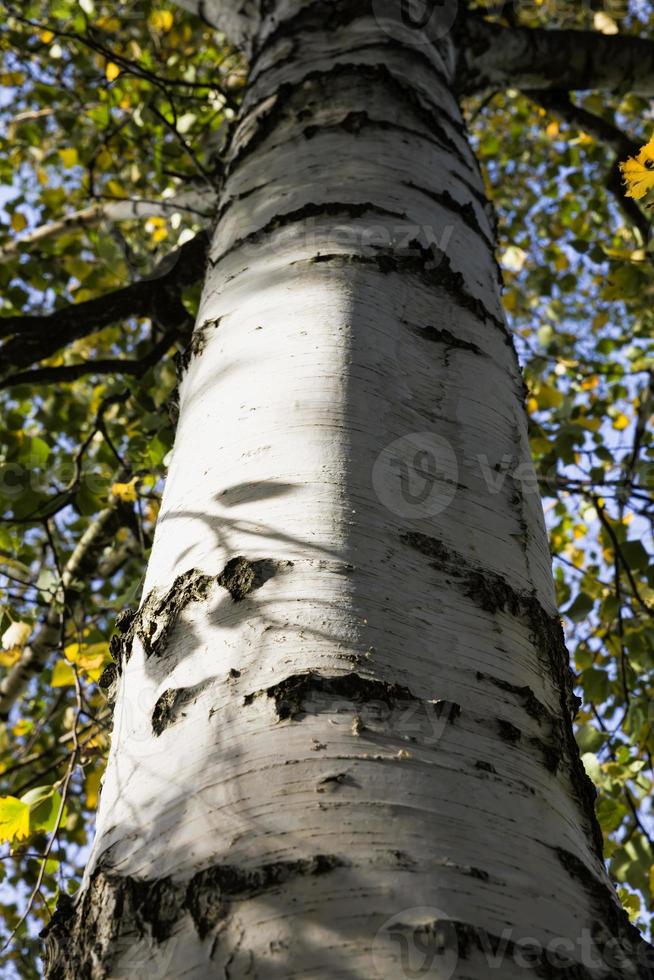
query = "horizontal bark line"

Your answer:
(226, 63), (469, 180)
(251, 0), (454, 83)
(400, 531), (603, 857)
(209, 199), (506, 330)
(401, 179), (496, 249)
